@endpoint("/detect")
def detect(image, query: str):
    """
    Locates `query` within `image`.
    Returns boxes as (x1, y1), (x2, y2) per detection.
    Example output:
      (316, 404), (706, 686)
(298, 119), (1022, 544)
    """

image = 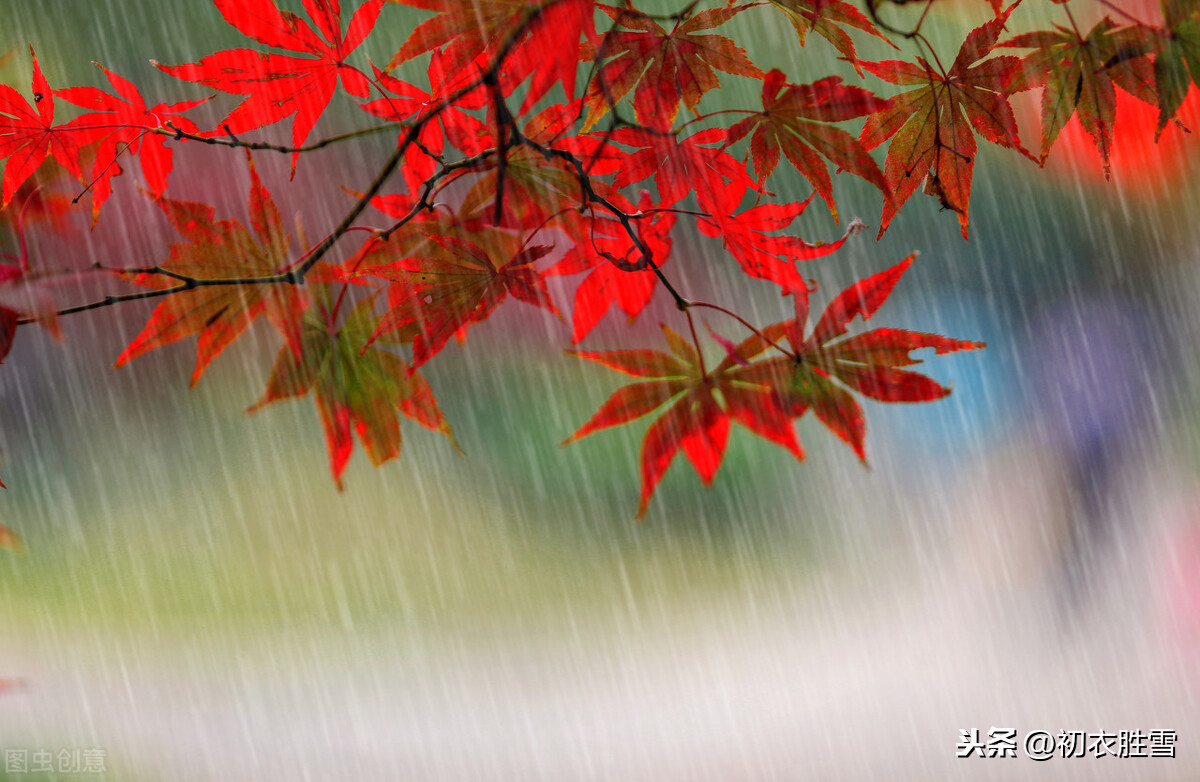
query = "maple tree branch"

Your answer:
(102, 264), (301, 286)
(14, 2), (792, 422)
(290, 110), (482, 281)
(26, 262), (308, 324)
(513, 132), (691, 310)
(283, 7), (544, 282)
(487, 77), (514, 226)
(22, 286), (193, 322)
(287, 142), (408, 279)
(156, 121), (408, 154)
(23, 0), (758, 380)
(19, 268), (310, 323)
(0, 0), (1023, 515)
(376, 151), (500, 241)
